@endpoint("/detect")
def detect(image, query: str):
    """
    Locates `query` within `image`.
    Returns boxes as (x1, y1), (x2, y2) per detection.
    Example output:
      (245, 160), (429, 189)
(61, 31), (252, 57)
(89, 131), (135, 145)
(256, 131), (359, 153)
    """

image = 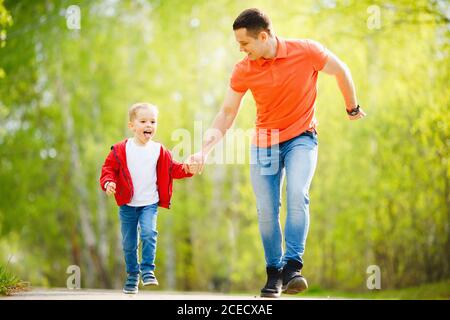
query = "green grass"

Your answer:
(301, 280), (450, 300)
(0, 265), (29, 296)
